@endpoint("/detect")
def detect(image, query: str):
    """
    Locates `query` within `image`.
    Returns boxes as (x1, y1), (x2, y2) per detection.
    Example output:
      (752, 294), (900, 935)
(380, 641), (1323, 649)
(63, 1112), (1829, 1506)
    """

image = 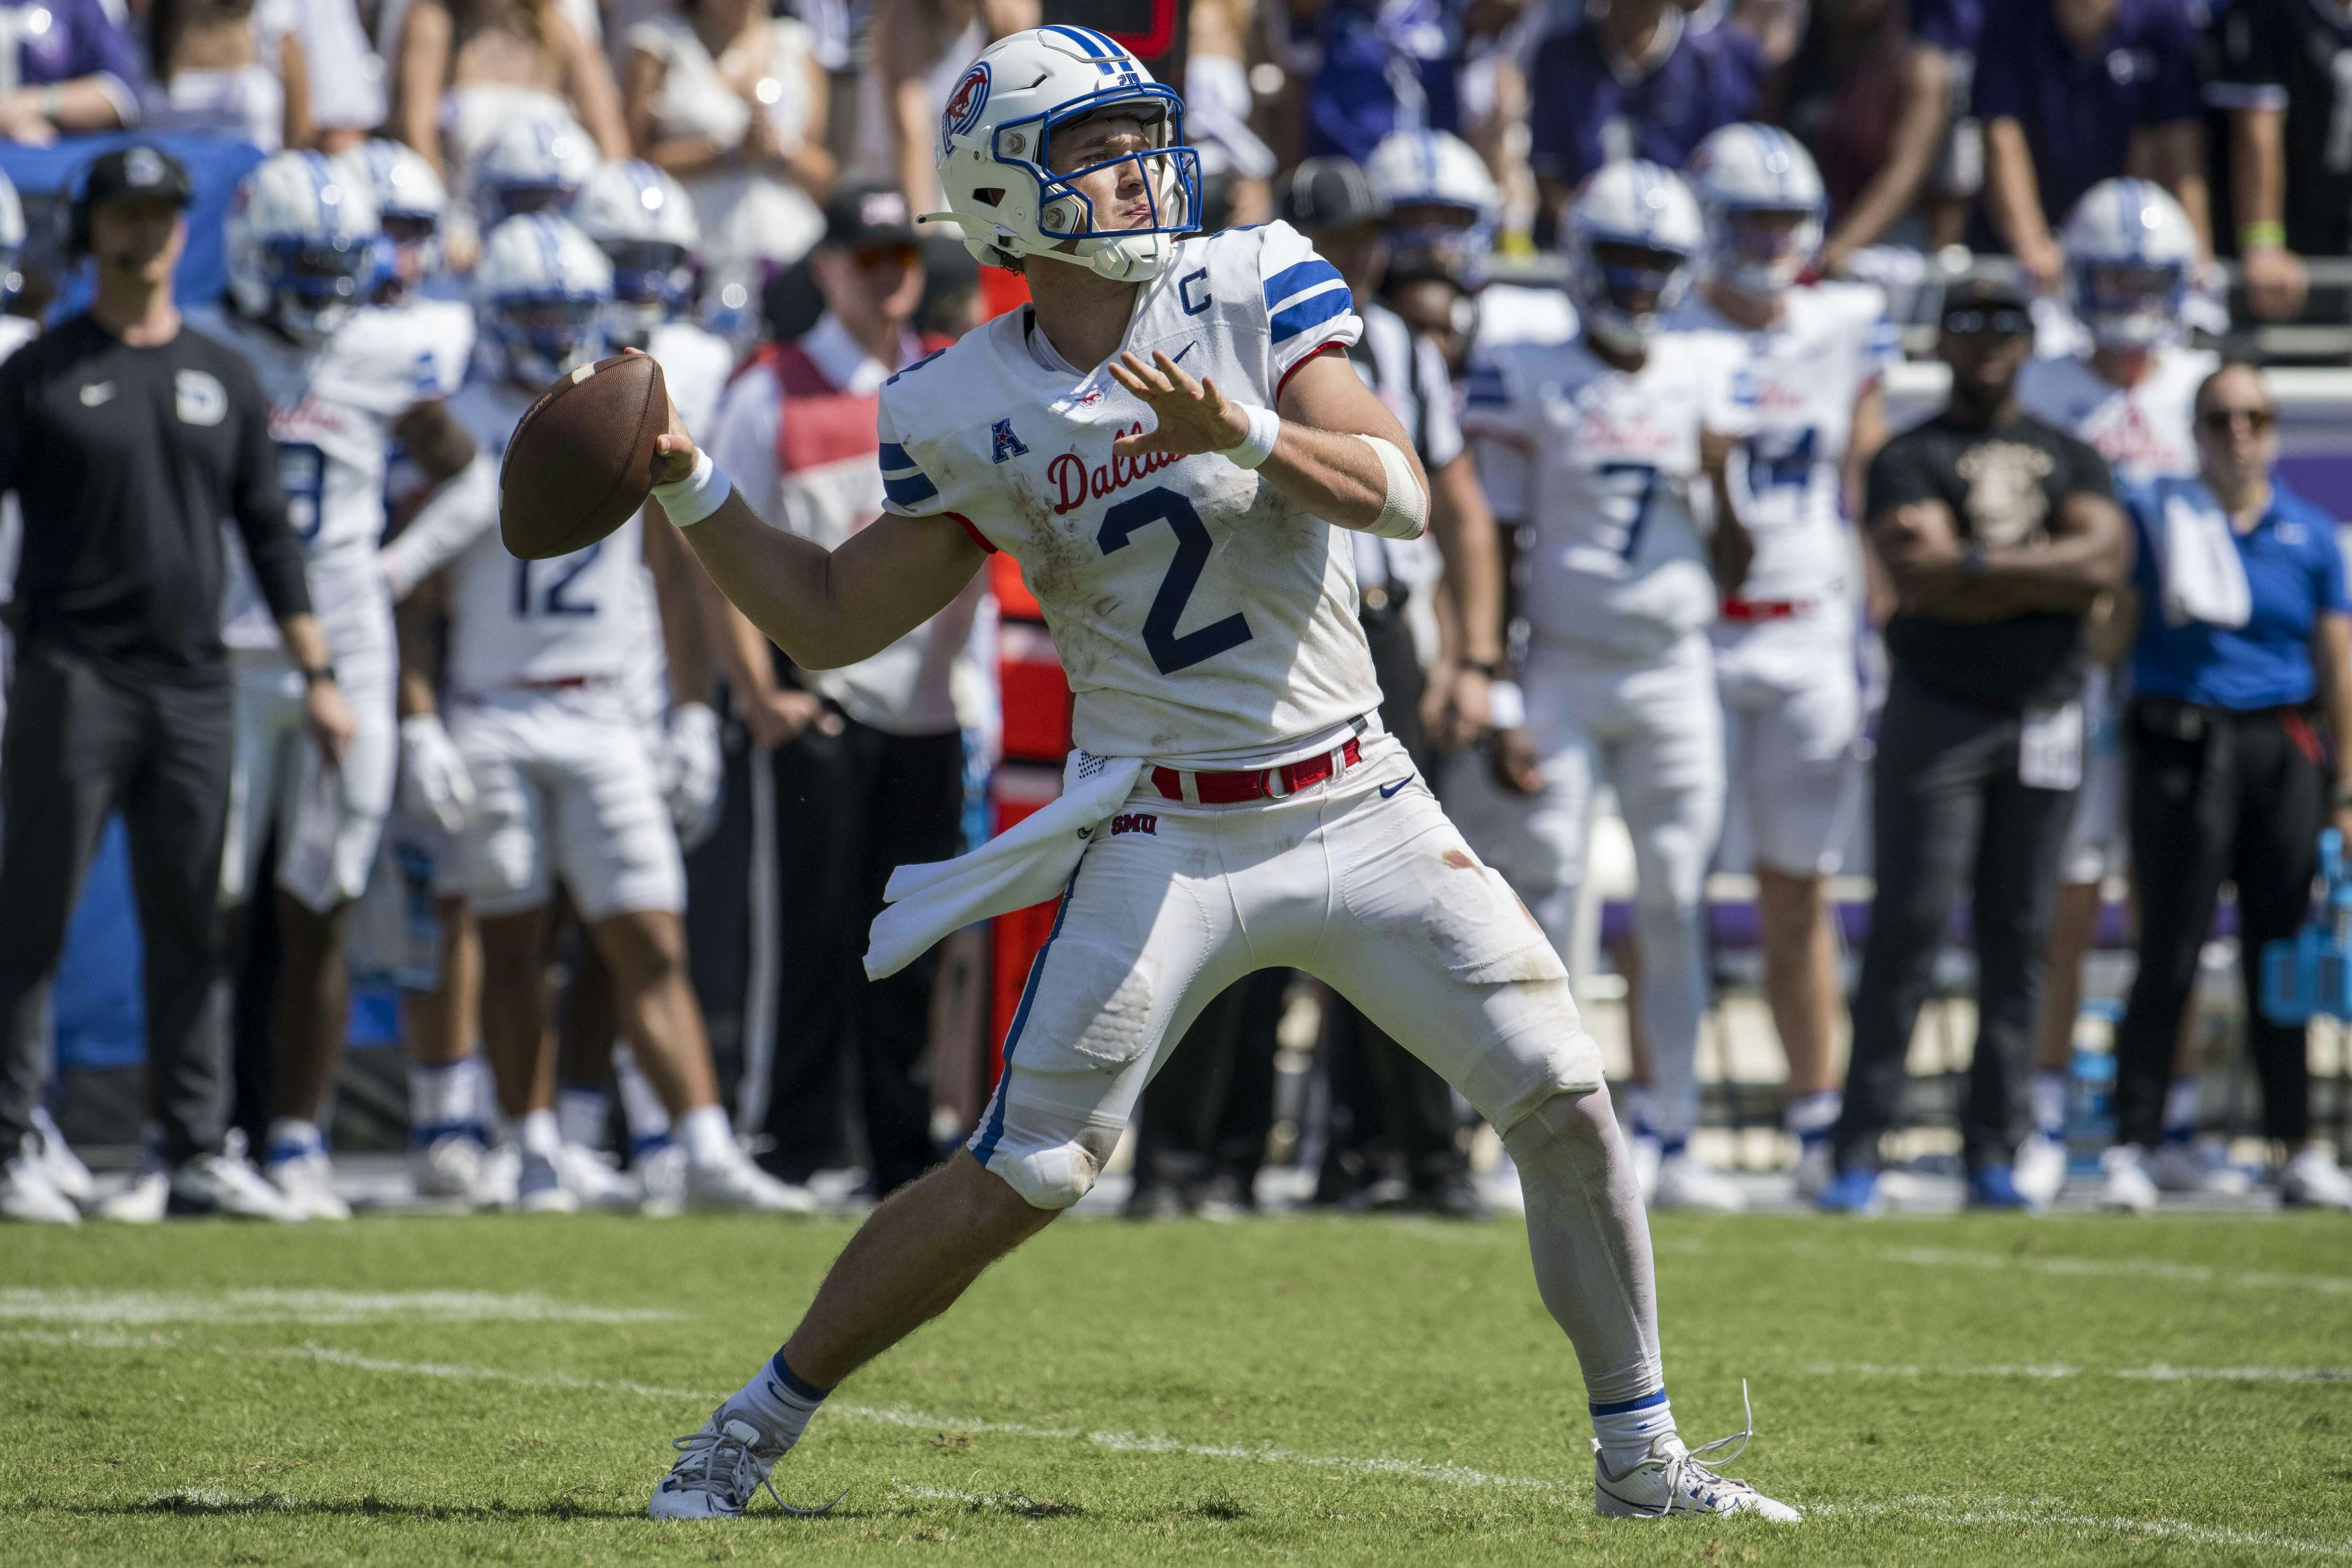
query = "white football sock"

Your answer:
(558, 1085), (610, 1151)
(613, 1044), (674, 1153)
(408, 1059), (478, 1142)
(2030, 1070), (2067, 1139)
(732, 1351), (829, 1451)
(678, 1104), (736, 1168)
(2161, 1076), (2199, 1142)
(518, 1108), (562, 1160)
(264, 1117), (322, 1162)
(1591, 1391), (1679, 1472)
(1783, 1090), (1839, 1146)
